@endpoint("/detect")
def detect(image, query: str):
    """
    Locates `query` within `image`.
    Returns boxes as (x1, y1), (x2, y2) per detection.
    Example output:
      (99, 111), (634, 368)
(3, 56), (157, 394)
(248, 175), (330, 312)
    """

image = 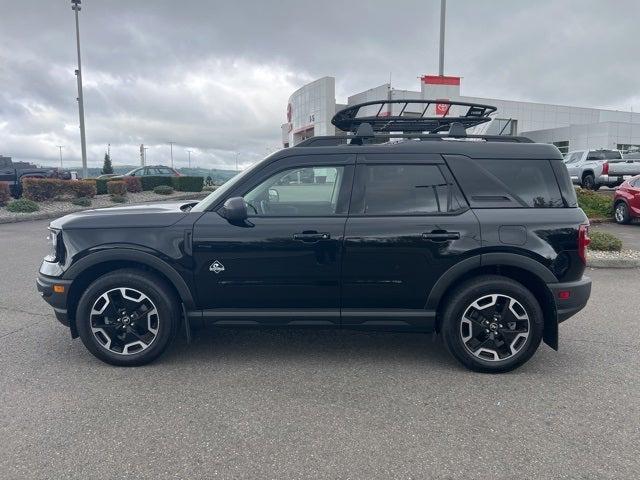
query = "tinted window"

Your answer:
(587, 150), (622, 160)
(352, 164), (463, 215)
(446, 156), (565, 208)
(243, 166), (344, 216)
